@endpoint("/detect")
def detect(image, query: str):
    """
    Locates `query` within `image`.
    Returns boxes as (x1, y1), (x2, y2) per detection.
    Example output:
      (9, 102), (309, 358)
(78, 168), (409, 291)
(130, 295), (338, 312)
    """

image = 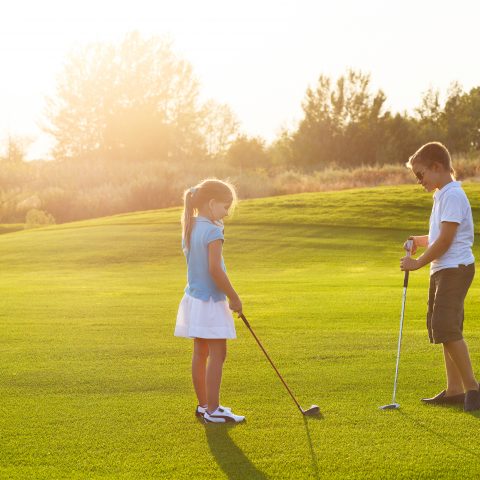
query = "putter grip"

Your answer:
(403, 239), (413, 288)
